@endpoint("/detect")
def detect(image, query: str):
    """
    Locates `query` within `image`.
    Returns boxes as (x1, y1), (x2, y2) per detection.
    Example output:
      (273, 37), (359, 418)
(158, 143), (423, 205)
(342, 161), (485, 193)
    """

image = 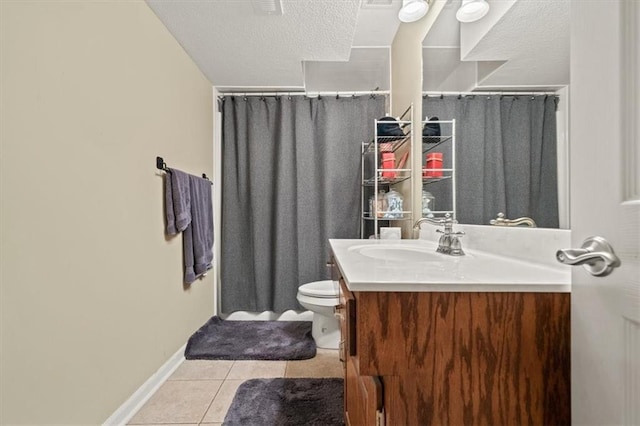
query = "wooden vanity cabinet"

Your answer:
(338, 278), (384, 426)
(335, 267), (571, 426)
